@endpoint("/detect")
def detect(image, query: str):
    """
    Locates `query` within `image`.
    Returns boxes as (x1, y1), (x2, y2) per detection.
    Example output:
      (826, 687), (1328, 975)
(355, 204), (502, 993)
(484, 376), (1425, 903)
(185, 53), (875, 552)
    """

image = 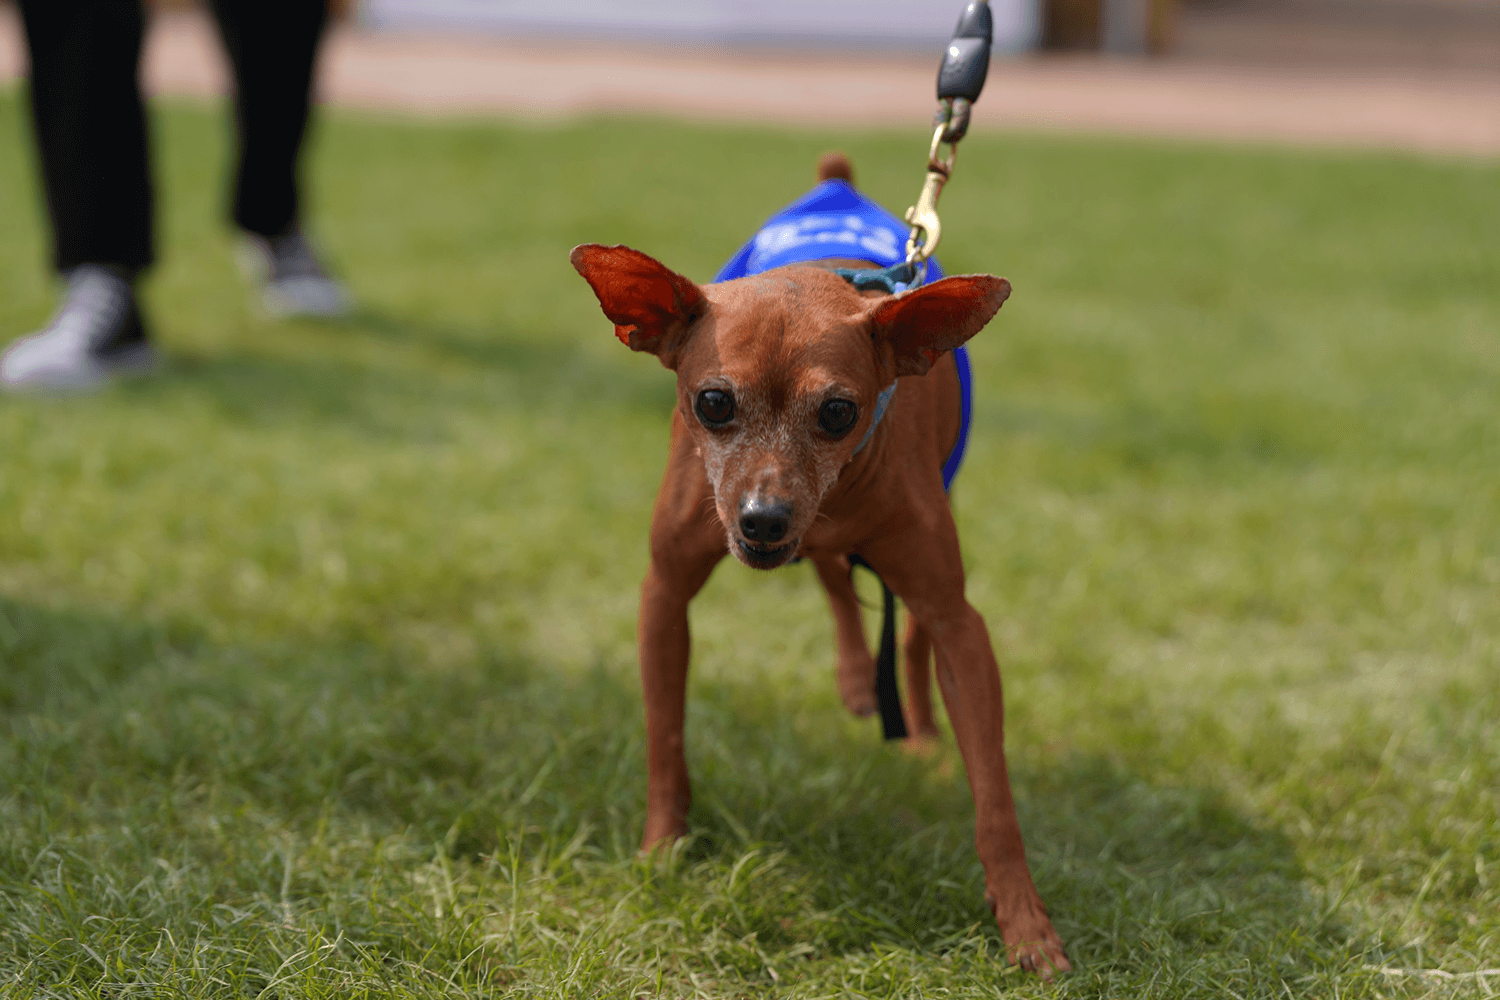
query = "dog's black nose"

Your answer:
(739, 498), (792, 544)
